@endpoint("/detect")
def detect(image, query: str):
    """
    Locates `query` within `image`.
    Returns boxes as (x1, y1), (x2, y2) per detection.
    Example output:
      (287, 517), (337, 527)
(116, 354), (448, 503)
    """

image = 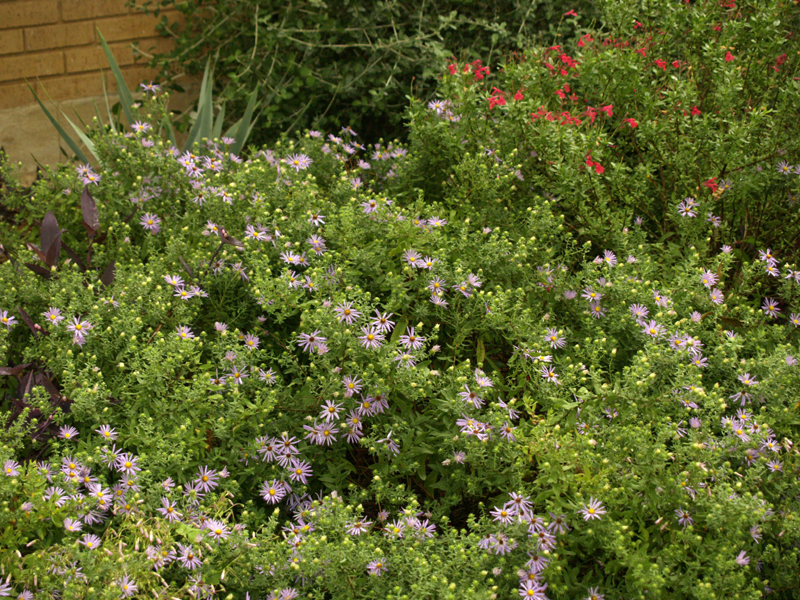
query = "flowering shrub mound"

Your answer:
(1, 0), (800, 598)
